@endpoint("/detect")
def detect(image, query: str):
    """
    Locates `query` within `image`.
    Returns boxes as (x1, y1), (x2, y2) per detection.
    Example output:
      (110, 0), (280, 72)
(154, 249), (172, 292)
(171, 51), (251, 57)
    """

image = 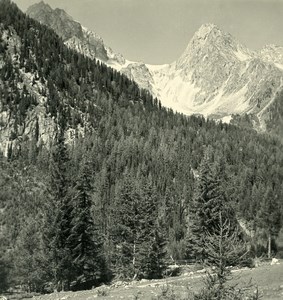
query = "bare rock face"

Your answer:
(0, 26), (81, 156)
(26, 1), (109, 61)
(121, 63), (155, 93)
(26, 4), (283, 130)
(27, 1), (83, 41)
(65, 30), (108, 62)
(27, 2), (128, 64)
(175, 24), (252, 101)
